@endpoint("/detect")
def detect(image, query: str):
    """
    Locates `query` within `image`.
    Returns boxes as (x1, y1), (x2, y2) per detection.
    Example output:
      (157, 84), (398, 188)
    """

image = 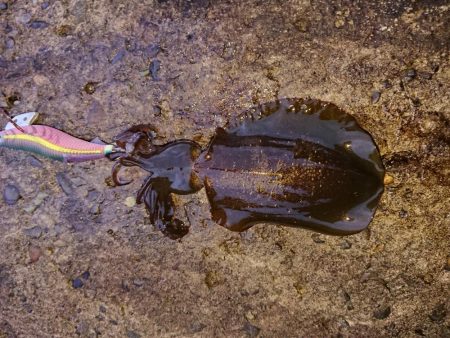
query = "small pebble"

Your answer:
(24, 192), (48, 213)
(429, 303), (446, 323)
(4, 24), (12, 33)
(373, 305), (391, 319)
(339, 240), (352, 250)
(41, 2), (50, 10)
(311, 233), (325, 244)
(72, 278), (84, 289)
(190, 322), (206, 333)
(5, 37), (15, 49)
(125, 38), (138, 52)
(111, 48), (126, 64)
(28, 246), (42, 263)
(56, 172), (74, 195)
(294, 19), (309, 32)
(23, 226), (43, 239)
(0, 2), (8, 10)
(399, 209), (408, 218)
(124, 196), (136, 208)
(132, 278), (145, 287)
(76, 322), (89, 335)
(383, 174), (394, 185)
(421, 273), (433, 284)
(414, 328), (425, 336)
(55, 24), (73, 36)
(334, 18), (345, 28)
(99, 305), (107, 313)
(3, 184), (21, 205)
(27, 155), (43, 168)
(84, 82), (97, 94)
(81, 271), (90, 280)
(17, 13), (32, 24)
(29, 21), (49, 29)
(149, 59), (161, 81)
(418, 71), (432, 80)
(381, 80), (392, 89)
(126, 330), (141, 338)
(146, 43), (161, 57)
(403, 68), (416, 82)
(243, 322), (260, 338)
(444, 256), (450, 271)
(371, 91), (381, 104)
